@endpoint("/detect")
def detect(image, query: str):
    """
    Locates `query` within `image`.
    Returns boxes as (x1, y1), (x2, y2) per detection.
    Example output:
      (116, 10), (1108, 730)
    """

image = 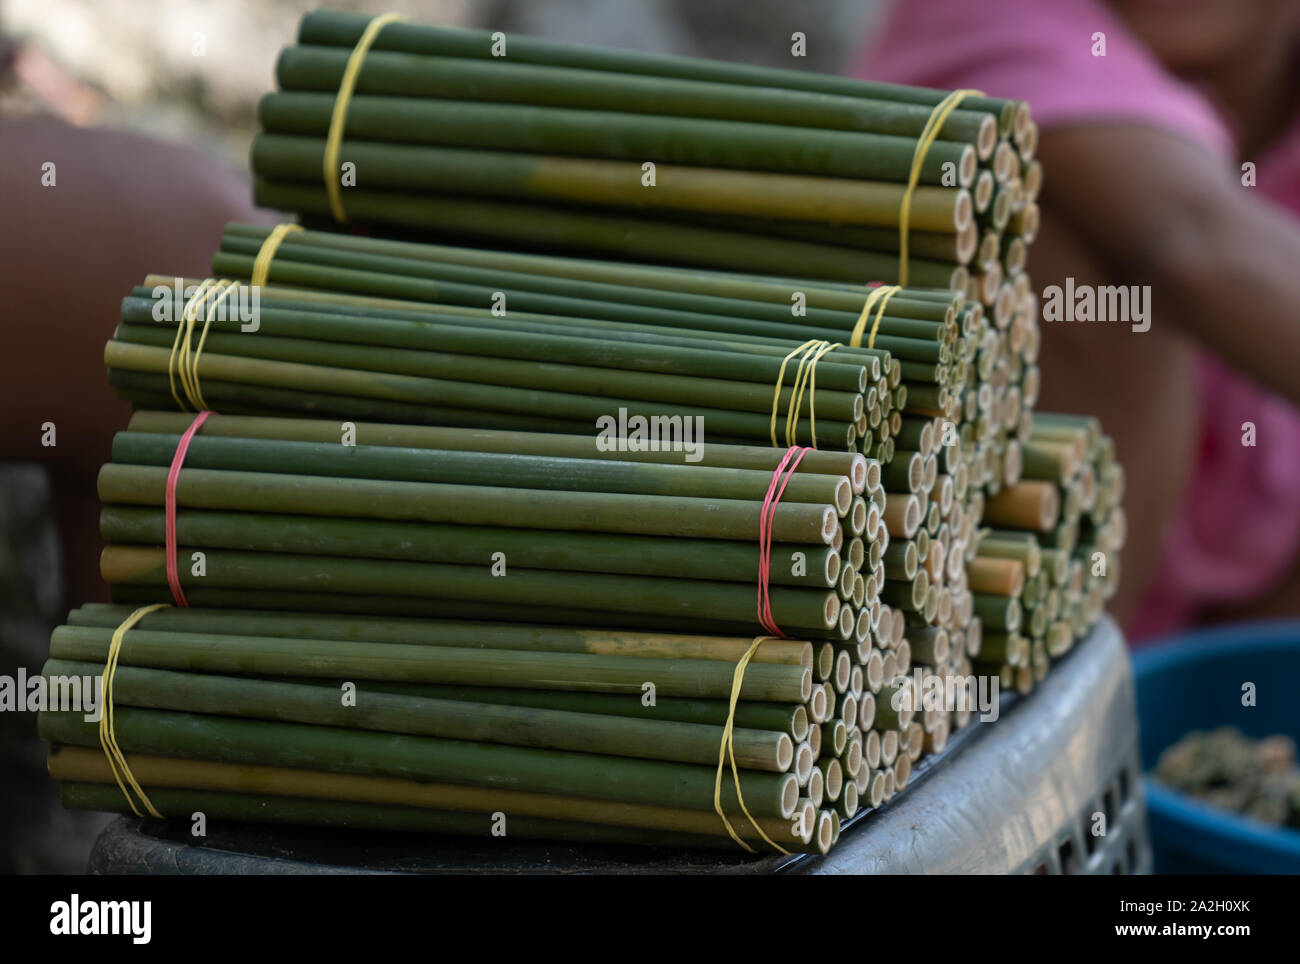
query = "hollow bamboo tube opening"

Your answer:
(868, 770), (886, 808)
(809, 685), (828, 724)
(848, 498), (867, 536)
(847, 538), (865, 572)
(858, 692), (876, 731)
(775, 734), (795, 773)
(840, 693), (858, 729)
(882, 729), (900, 766)
(854, 608), (871, 645)
(895, 749), (913, 790)
(824, 549), (843, 588)
(828, 719), (848, 758)
(834, 650), (852, 693)
(824, 757), (843, 802)
(866, 649), (884, 693)
(882, 767), (897, 802)
(832, 478), (852, 516)
(862, 460), (881, 493)
(791, 705), (810, 742)
(837, 565), (856, 602)
(807, 723), (822, 759)
(780, 775), (800, 817)
(864, 501), (881, 542)
(839, 781), (860, 819)
(815, 810), (834, 854)
(794, 742), (814, 786)
(806, 768), (824, 809)
(820, 506), (839, 543)
(843, 735), (863, 777)
(993, 140), (1018, 183)
(970, 172), (994, 218)
(854, 760), (871, 794)
(865, 728), (882, 770)
(837, 604), (855, 640)
(815, 642), (834, 682)
(850, 665), (864, 697)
